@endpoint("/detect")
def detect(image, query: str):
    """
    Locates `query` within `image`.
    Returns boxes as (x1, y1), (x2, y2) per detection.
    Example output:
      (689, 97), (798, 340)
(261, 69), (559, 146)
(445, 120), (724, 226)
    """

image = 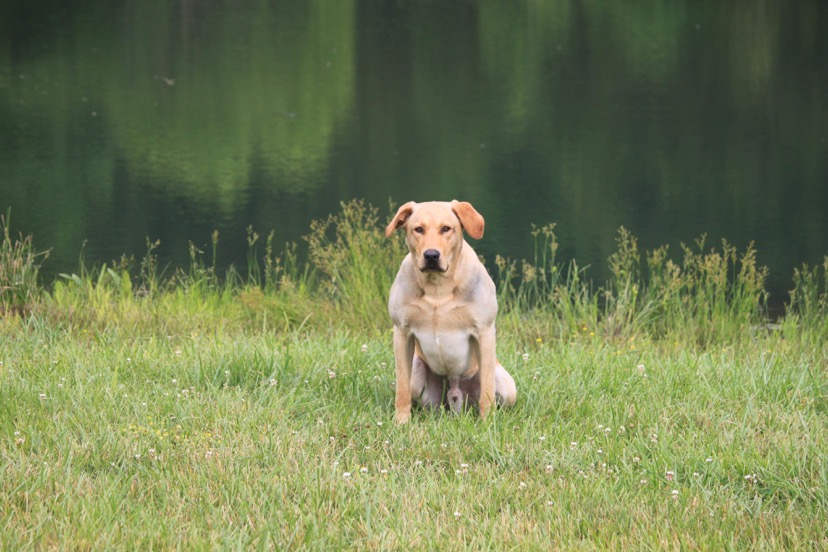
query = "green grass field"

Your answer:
(2, 203), (827, 549)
